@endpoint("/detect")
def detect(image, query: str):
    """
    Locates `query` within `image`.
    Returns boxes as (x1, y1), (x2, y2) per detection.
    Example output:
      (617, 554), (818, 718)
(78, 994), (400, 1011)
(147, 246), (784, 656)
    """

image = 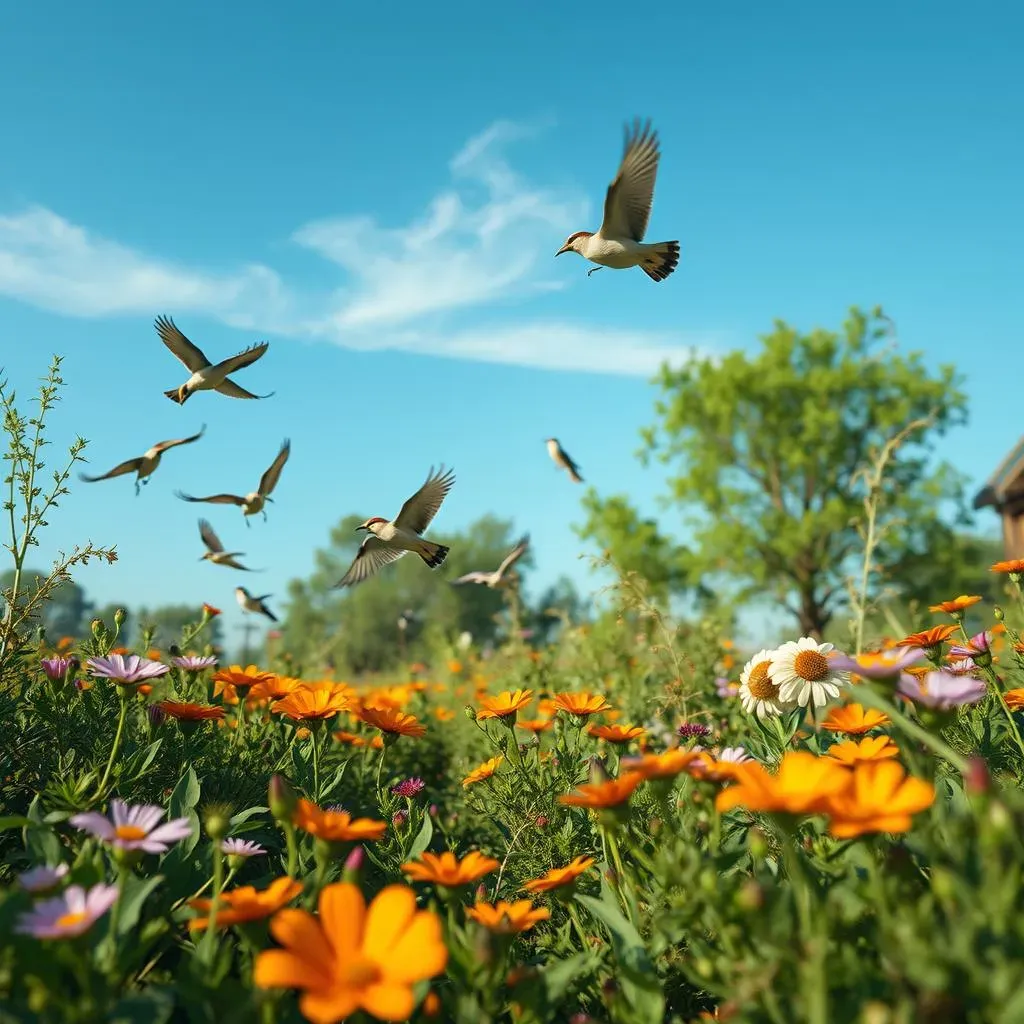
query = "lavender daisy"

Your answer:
(17, 863), (69, 893)
(70, 799), (193, 853)
(391, 777), (426, 799)
(86, 654), (170, 686)
(221, 838), (266, 859)
(897, 670), (987, 710)
(41, 656), (77, 682)
(829, 647), (926, 679)
(171, 655), (219, 671)
(15, 883), (118, 939)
